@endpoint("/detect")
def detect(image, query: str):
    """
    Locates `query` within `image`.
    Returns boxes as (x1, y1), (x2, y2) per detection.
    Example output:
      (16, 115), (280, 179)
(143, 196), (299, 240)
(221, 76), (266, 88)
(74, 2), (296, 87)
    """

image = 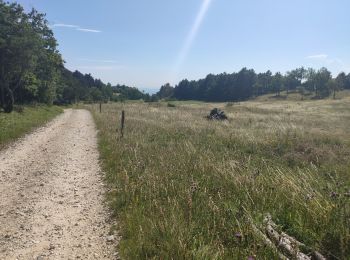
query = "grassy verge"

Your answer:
(90, 97), (350, 259)
(0, 105), (63, 149)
